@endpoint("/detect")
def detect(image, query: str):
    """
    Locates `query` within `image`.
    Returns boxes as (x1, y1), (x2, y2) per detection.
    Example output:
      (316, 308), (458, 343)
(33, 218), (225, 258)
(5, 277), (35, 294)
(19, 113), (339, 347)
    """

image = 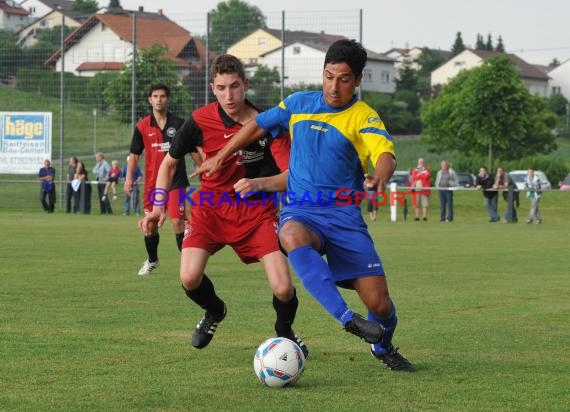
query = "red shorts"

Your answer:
(182, 199), (280, 264)
(143, 187), (187, 220)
